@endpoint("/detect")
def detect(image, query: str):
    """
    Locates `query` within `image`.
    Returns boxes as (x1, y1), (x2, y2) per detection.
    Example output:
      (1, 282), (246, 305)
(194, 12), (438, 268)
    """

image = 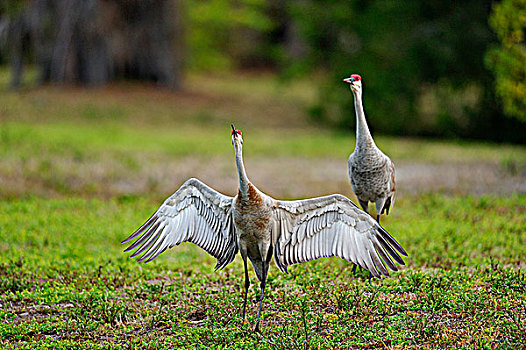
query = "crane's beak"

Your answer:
(231, 124), (239, 139)
(343, 77), (354, 85)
